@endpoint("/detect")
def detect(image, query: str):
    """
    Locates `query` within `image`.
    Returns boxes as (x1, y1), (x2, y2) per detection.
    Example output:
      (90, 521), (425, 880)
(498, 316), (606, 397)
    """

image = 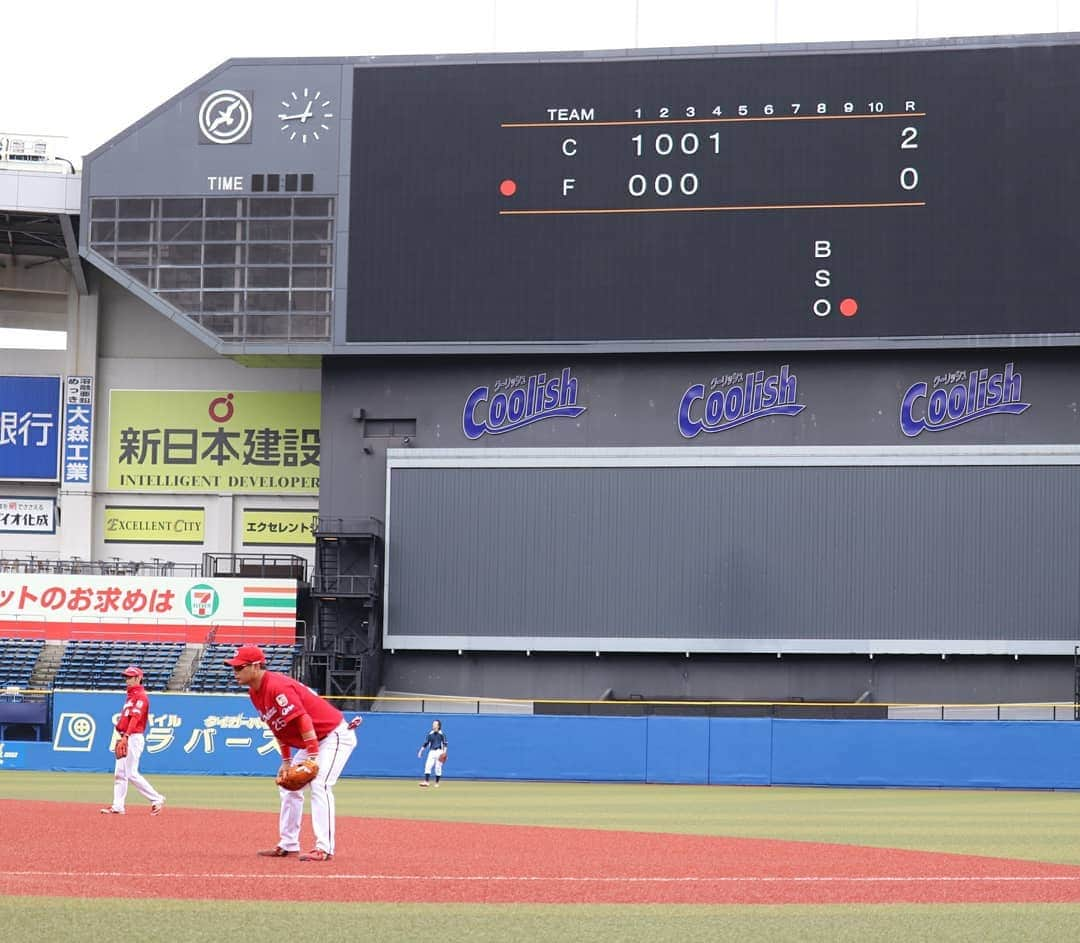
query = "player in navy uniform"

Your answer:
(417, 719), (448, 788)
